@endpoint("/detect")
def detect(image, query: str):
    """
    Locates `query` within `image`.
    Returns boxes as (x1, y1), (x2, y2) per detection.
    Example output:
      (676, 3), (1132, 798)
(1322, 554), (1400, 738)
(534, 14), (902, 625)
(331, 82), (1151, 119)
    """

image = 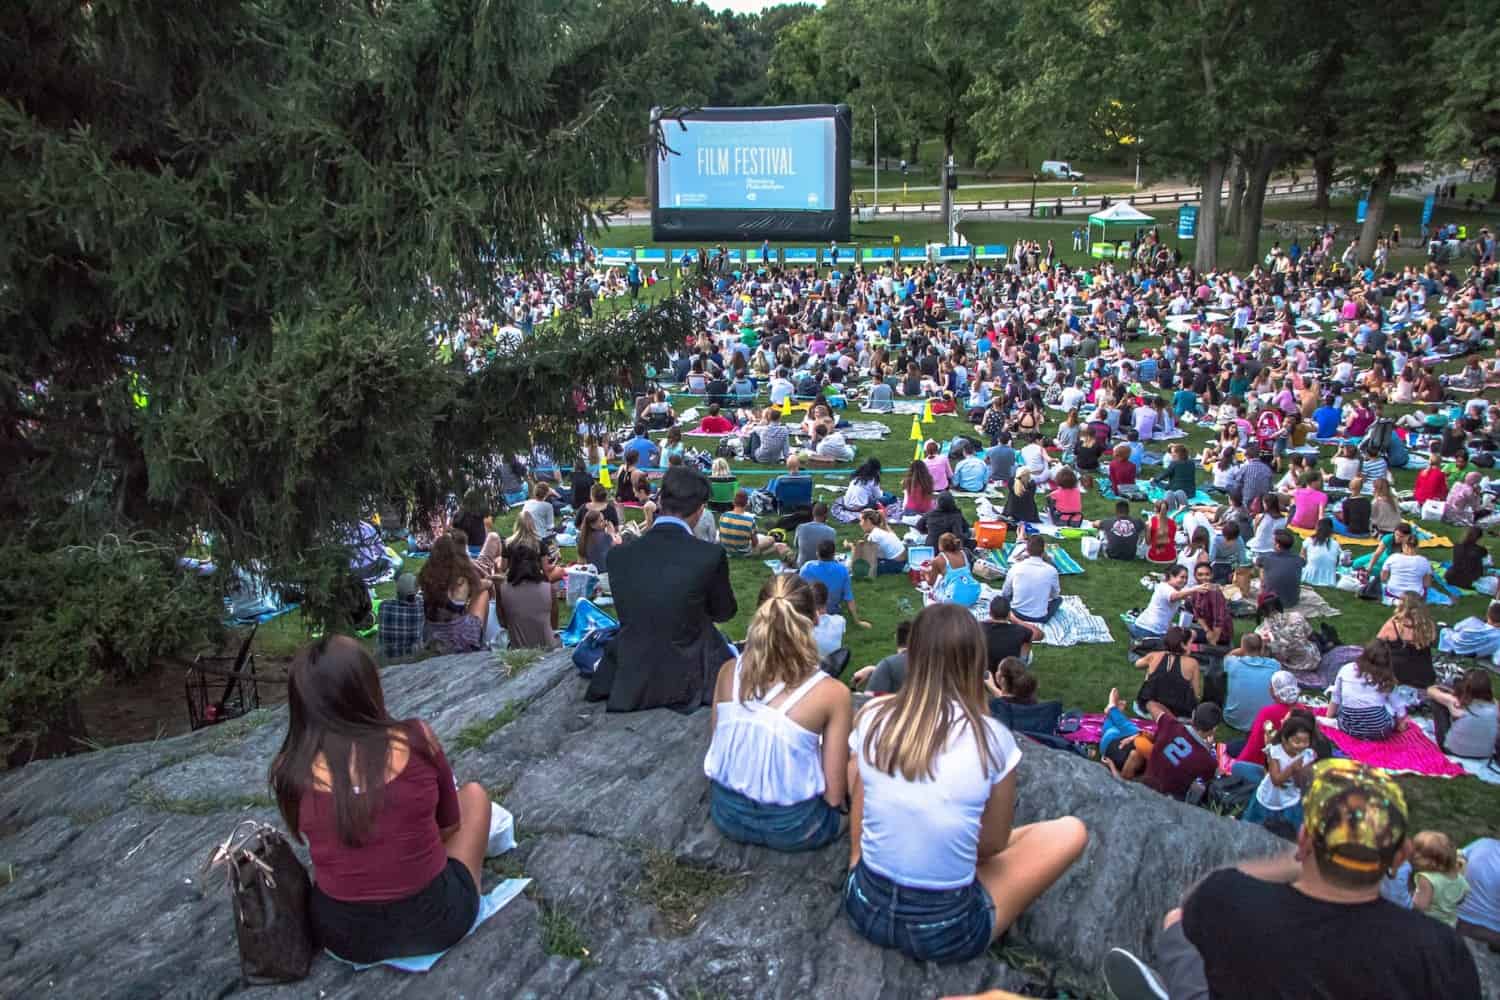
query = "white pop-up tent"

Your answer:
(1087, 202), (1155, 257)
